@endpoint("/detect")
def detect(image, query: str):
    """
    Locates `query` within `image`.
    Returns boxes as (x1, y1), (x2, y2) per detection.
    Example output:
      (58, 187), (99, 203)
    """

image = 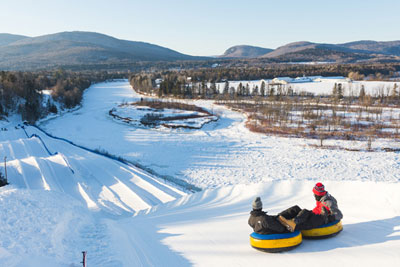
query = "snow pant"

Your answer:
(278, 205), (302, 220)
(279, 205), (328, 231)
